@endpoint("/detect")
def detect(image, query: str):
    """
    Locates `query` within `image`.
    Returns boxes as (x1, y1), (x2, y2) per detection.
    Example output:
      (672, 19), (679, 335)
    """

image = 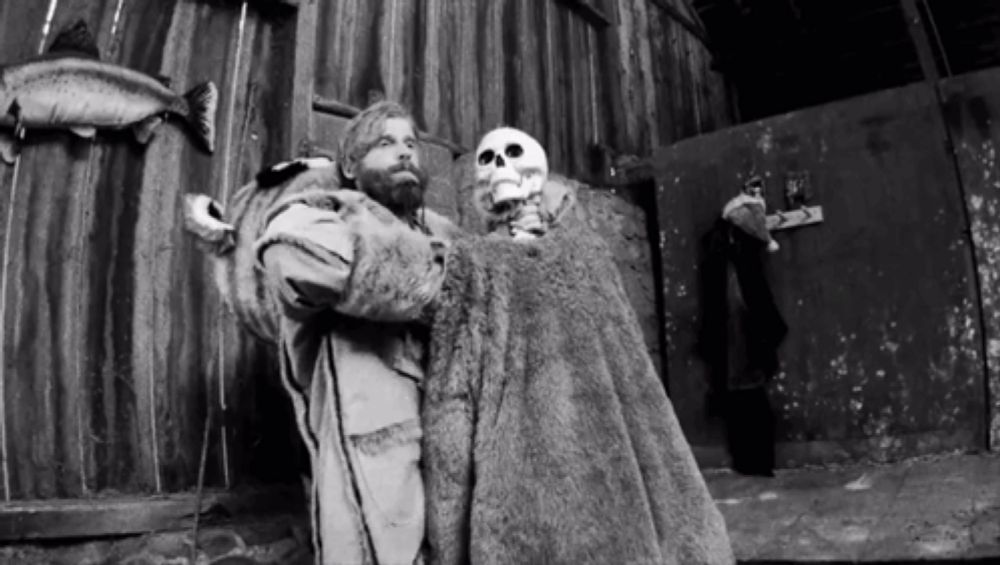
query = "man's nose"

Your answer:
(398, 145), (413, 162)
